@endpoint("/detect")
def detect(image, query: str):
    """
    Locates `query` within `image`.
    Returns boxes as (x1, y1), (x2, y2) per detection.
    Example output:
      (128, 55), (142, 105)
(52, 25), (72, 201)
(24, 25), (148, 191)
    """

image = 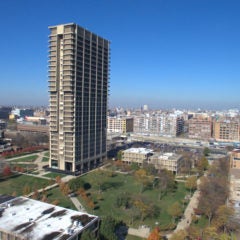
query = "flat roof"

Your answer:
(0, 196), (98, 240)
(123, 147), (153, 154)
(151, 152), (182, 160)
